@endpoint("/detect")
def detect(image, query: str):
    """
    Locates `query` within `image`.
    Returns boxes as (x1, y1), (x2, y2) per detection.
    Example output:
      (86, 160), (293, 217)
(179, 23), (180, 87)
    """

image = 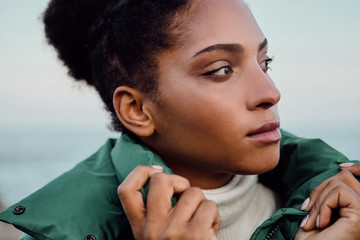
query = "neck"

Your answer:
(140, 136), (234, 189)
(166, 161), (234, 189)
